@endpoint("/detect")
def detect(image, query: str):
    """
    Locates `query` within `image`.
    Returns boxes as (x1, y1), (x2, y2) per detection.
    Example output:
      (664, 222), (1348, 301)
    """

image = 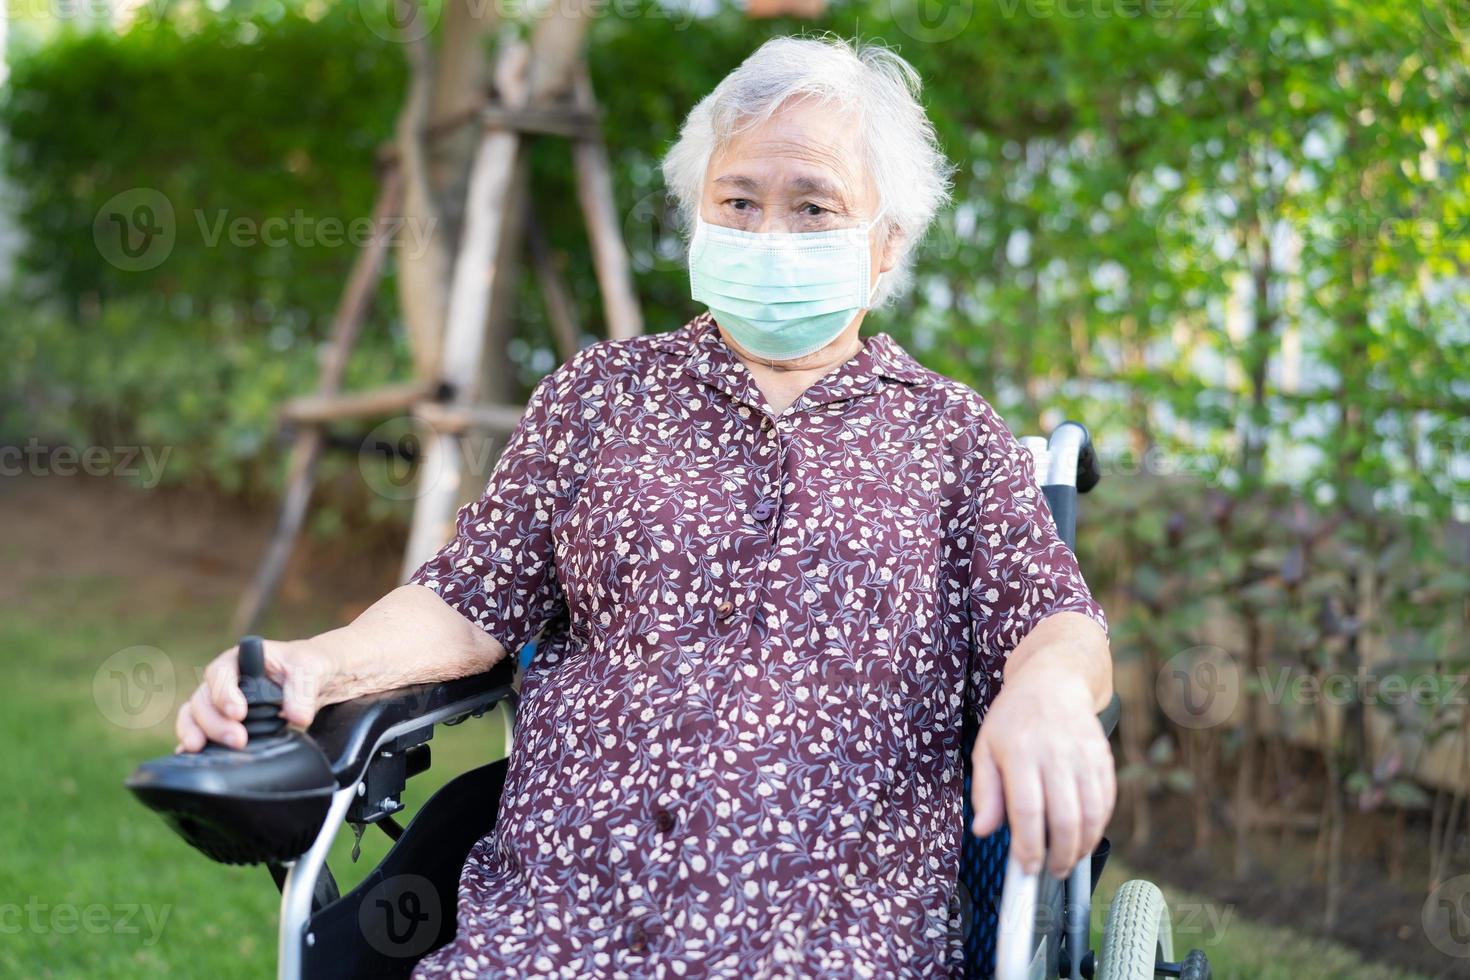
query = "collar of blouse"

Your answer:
(654, 312), (930, 417)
